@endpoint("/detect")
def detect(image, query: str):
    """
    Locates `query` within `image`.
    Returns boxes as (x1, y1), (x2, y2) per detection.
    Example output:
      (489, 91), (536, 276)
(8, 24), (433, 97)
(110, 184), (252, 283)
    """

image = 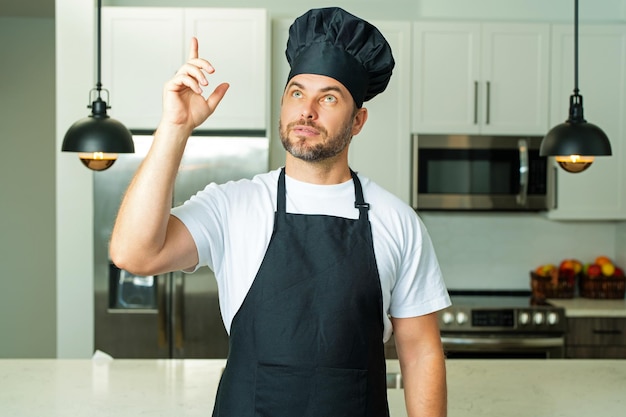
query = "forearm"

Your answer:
(109, 123), (191, 274)
(400, 349), (447, 417)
